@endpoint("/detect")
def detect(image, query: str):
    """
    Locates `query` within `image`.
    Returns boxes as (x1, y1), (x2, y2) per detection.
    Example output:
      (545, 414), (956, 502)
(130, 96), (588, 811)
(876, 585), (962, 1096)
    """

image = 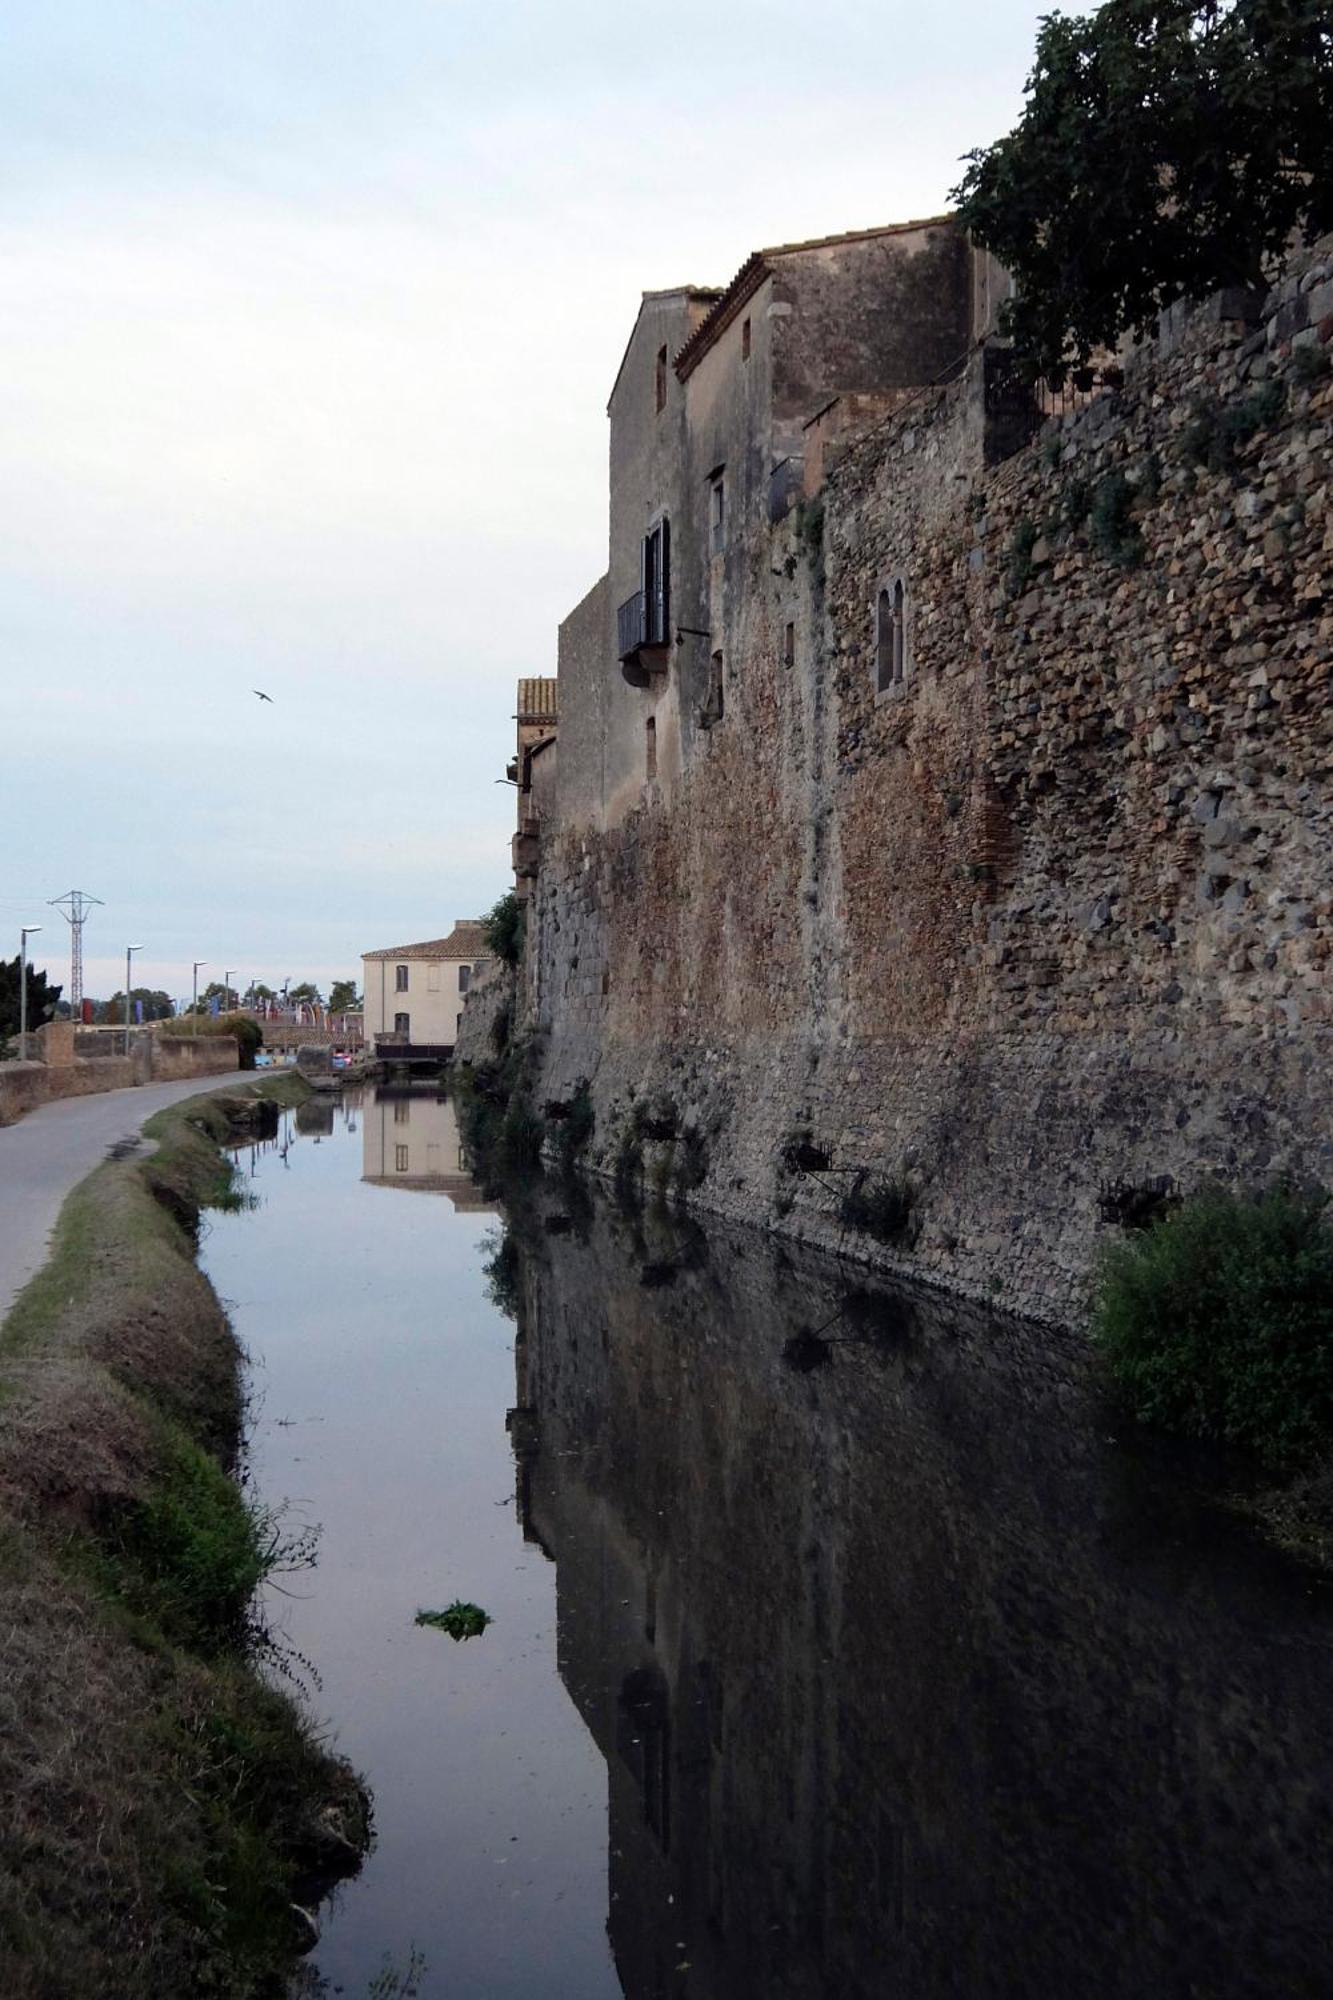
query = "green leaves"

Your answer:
(415, 1601), (492, 1641)
(1094, 1184), (1333, 1469)
(954, 0), (1333, 380)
